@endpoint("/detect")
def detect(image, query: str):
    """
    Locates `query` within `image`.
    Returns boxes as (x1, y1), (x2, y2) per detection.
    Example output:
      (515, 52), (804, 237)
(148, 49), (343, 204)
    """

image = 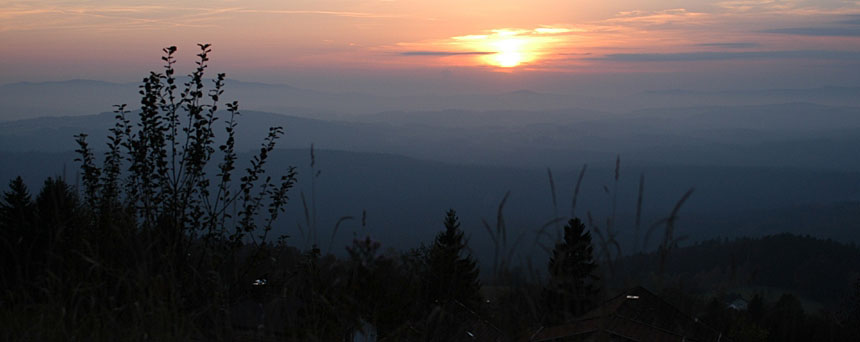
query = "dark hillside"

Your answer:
(616, 234), (860, 306)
